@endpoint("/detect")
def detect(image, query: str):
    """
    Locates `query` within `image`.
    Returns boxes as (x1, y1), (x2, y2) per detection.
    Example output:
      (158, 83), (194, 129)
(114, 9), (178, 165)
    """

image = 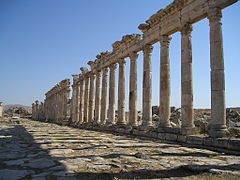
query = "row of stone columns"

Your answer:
(41, 79), (71, 123)
(38, 6), (228, 138)
(156, 7), (227, 137)
(32, 100), (45, 121)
